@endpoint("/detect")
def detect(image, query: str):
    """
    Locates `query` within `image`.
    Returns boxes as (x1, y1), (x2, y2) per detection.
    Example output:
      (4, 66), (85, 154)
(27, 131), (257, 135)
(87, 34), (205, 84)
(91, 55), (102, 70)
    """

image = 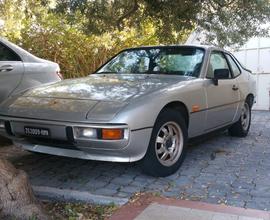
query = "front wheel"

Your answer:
(141, 109), (188, 177)
(228, 101), (251, 137)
